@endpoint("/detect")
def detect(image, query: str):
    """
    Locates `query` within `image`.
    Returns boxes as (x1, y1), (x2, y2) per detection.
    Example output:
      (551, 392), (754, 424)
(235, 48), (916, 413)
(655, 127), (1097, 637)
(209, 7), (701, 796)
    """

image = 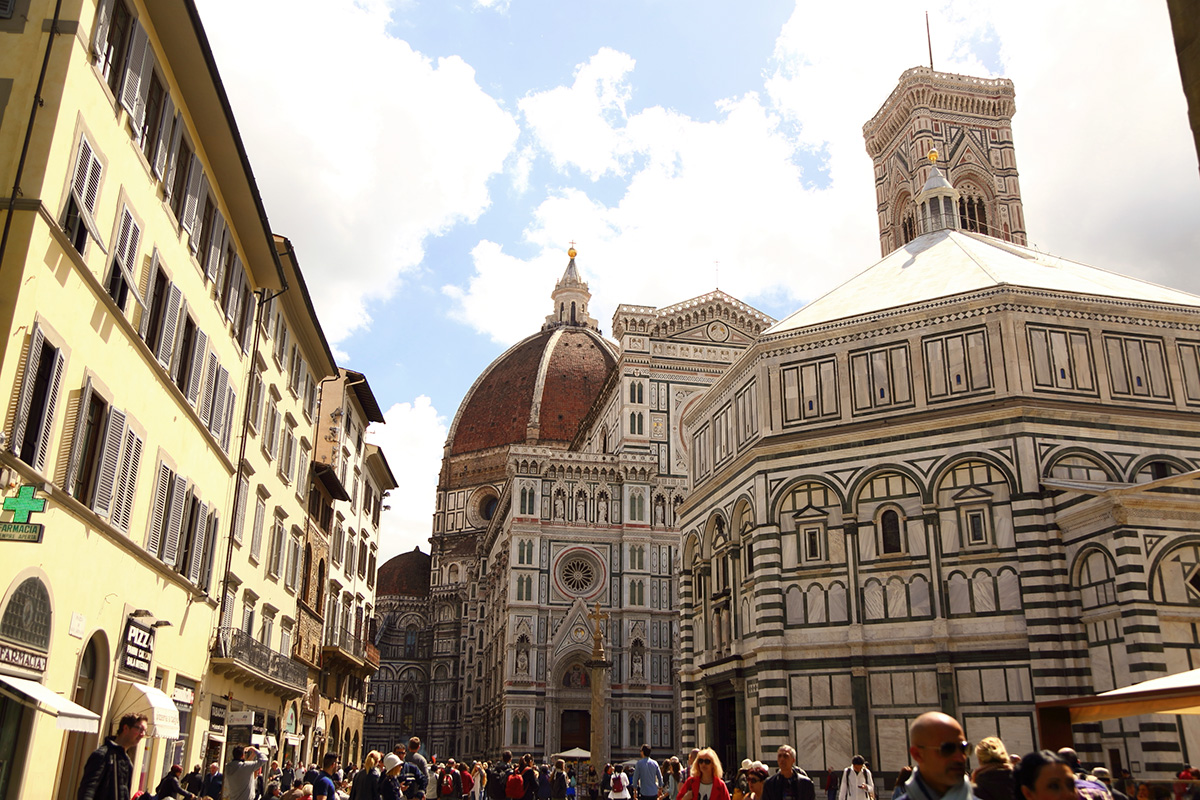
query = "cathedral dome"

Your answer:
(377, 547), (432, 598)
(447, 325), (617, 456)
